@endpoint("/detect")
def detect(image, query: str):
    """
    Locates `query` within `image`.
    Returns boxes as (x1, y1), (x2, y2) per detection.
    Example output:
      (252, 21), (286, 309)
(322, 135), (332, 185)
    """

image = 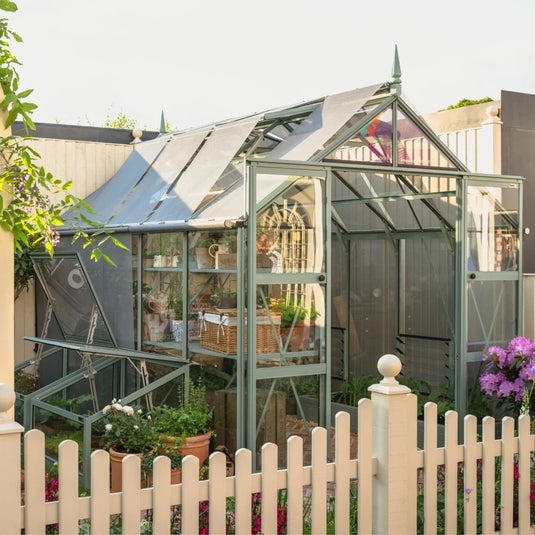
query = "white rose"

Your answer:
(123, 406), (134, 416)
(105, 424), (112, 432)
(133, 425), (139, 430)
(137, 409), (143, 415)
(112, 403), (122, 411)
(102, 405), (111, 415)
